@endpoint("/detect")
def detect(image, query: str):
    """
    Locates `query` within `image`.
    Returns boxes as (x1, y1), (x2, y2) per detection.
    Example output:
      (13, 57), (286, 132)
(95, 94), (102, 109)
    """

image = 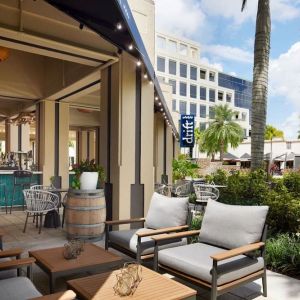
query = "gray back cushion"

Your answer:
(145, 192), (189, 229)
(199, 200), (268, 249)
